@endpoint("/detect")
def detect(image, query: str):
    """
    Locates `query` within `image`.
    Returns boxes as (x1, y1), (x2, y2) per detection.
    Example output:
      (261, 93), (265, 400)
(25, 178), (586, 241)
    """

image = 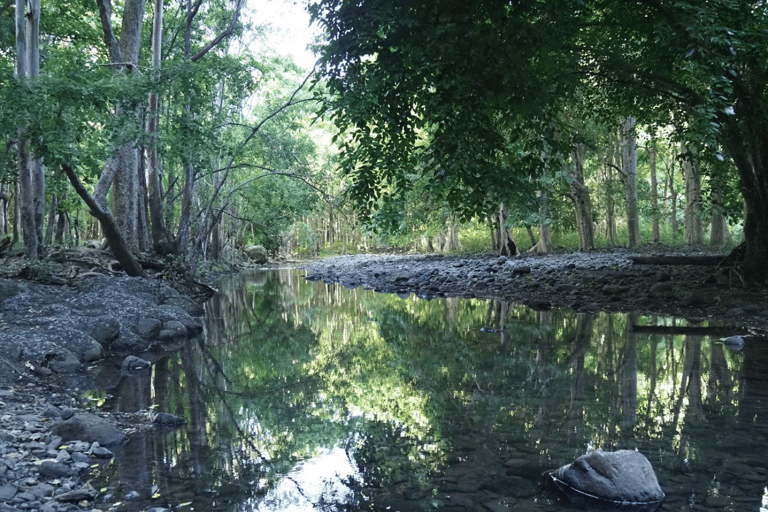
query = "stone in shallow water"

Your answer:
(550, 450), (664, 512)
(51, 412), (127, 447)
